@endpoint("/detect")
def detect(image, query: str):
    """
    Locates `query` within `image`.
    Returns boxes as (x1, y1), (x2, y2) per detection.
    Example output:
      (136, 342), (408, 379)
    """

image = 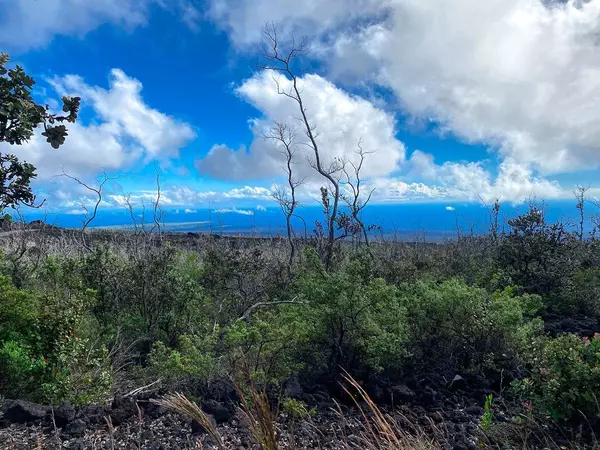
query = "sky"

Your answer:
(1, 0), (600, 230)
